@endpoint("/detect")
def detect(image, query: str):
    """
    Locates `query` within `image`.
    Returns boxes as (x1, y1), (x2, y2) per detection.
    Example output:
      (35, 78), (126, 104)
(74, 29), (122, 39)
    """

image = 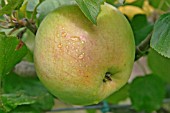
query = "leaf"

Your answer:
(106, 0), (116, 5)
(165, 84), (170, 98)
(150, 13), (170, 58)
(2, 72), (54, 112)
(22, 28), (35, 53)
(75, 0), (104, 25)
(0, 109), (4, 113)
(10, 105), (41, 113)
(148, 49), (170, 83)
(0, 0), (24, 16)
(130, 14), (153, 45)
(18, 1), (27, 18)
(130, 74), (166, 112)
(86, 109), (96, 113)
(26, 0), (39, 12)
(148, 0), (170, 11)
(1, 93), (36, 112)
(0, 0), (5, 7)
(37, 0), (76, 24)
(22, 50), (33, 62)
(0, 34), (28, 77)
(105, 84), (129, 104)
(125, 0), (144, 8)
